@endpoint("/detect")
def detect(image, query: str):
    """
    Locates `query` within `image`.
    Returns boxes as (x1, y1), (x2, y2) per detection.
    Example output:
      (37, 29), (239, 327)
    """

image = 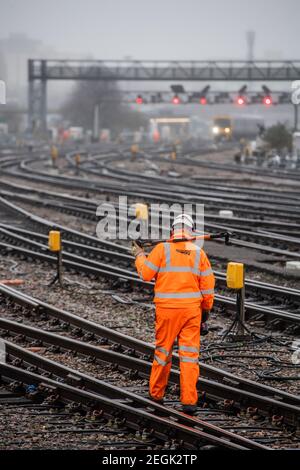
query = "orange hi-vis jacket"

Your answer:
(135, 234), (215, 309)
